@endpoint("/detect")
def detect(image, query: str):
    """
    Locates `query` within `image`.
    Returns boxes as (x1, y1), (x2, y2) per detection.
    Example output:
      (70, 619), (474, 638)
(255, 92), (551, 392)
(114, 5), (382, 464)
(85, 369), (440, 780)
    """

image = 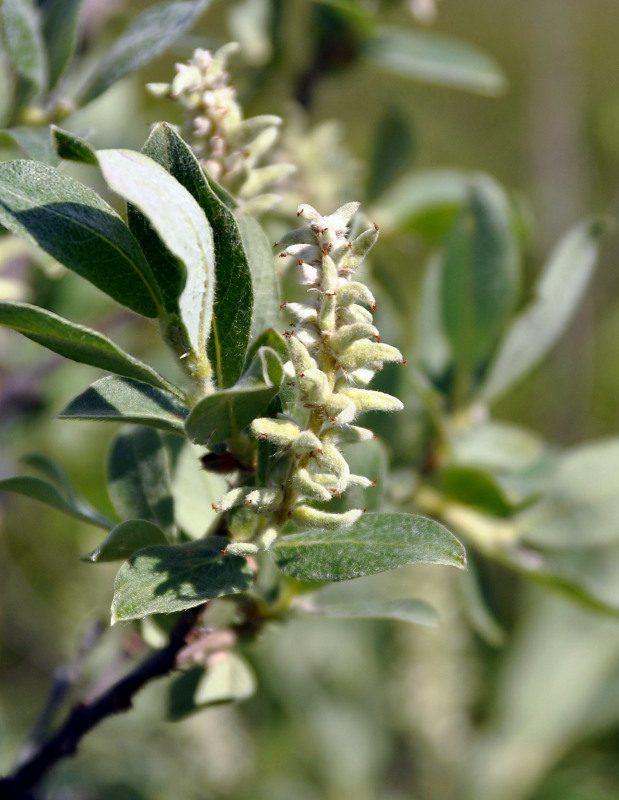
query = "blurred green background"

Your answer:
(3, 1), (619, 798)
